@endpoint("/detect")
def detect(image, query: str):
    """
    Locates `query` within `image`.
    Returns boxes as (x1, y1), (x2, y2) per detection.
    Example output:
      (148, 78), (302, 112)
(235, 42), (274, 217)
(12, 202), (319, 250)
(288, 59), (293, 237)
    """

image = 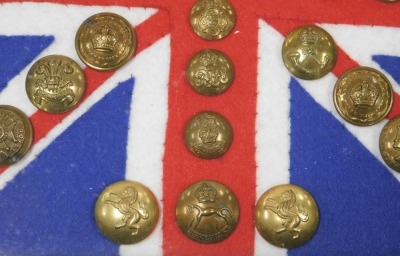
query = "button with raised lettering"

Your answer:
(380, 116), (400, 173)
(176, 180), (239, 243)
(255, 184), (319, 248)
(95, 180), (159, 244)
